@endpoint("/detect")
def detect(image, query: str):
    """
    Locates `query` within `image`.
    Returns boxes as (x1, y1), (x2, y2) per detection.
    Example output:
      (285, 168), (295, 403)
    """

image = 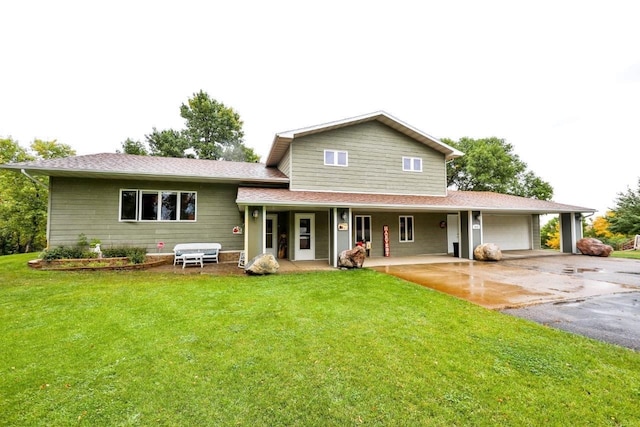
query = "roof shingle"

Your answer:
(3, 153), (288, 183)
(236, 187), (594, 214)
